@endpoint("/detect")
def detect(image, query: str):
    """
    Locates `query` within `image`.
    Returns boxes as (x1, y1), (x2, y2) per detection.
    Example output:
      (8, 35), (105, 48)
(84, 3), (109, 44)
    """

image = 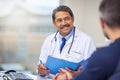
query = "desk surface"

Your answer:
(0, 71), (52, 80)
(27, 74), (52, 80)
